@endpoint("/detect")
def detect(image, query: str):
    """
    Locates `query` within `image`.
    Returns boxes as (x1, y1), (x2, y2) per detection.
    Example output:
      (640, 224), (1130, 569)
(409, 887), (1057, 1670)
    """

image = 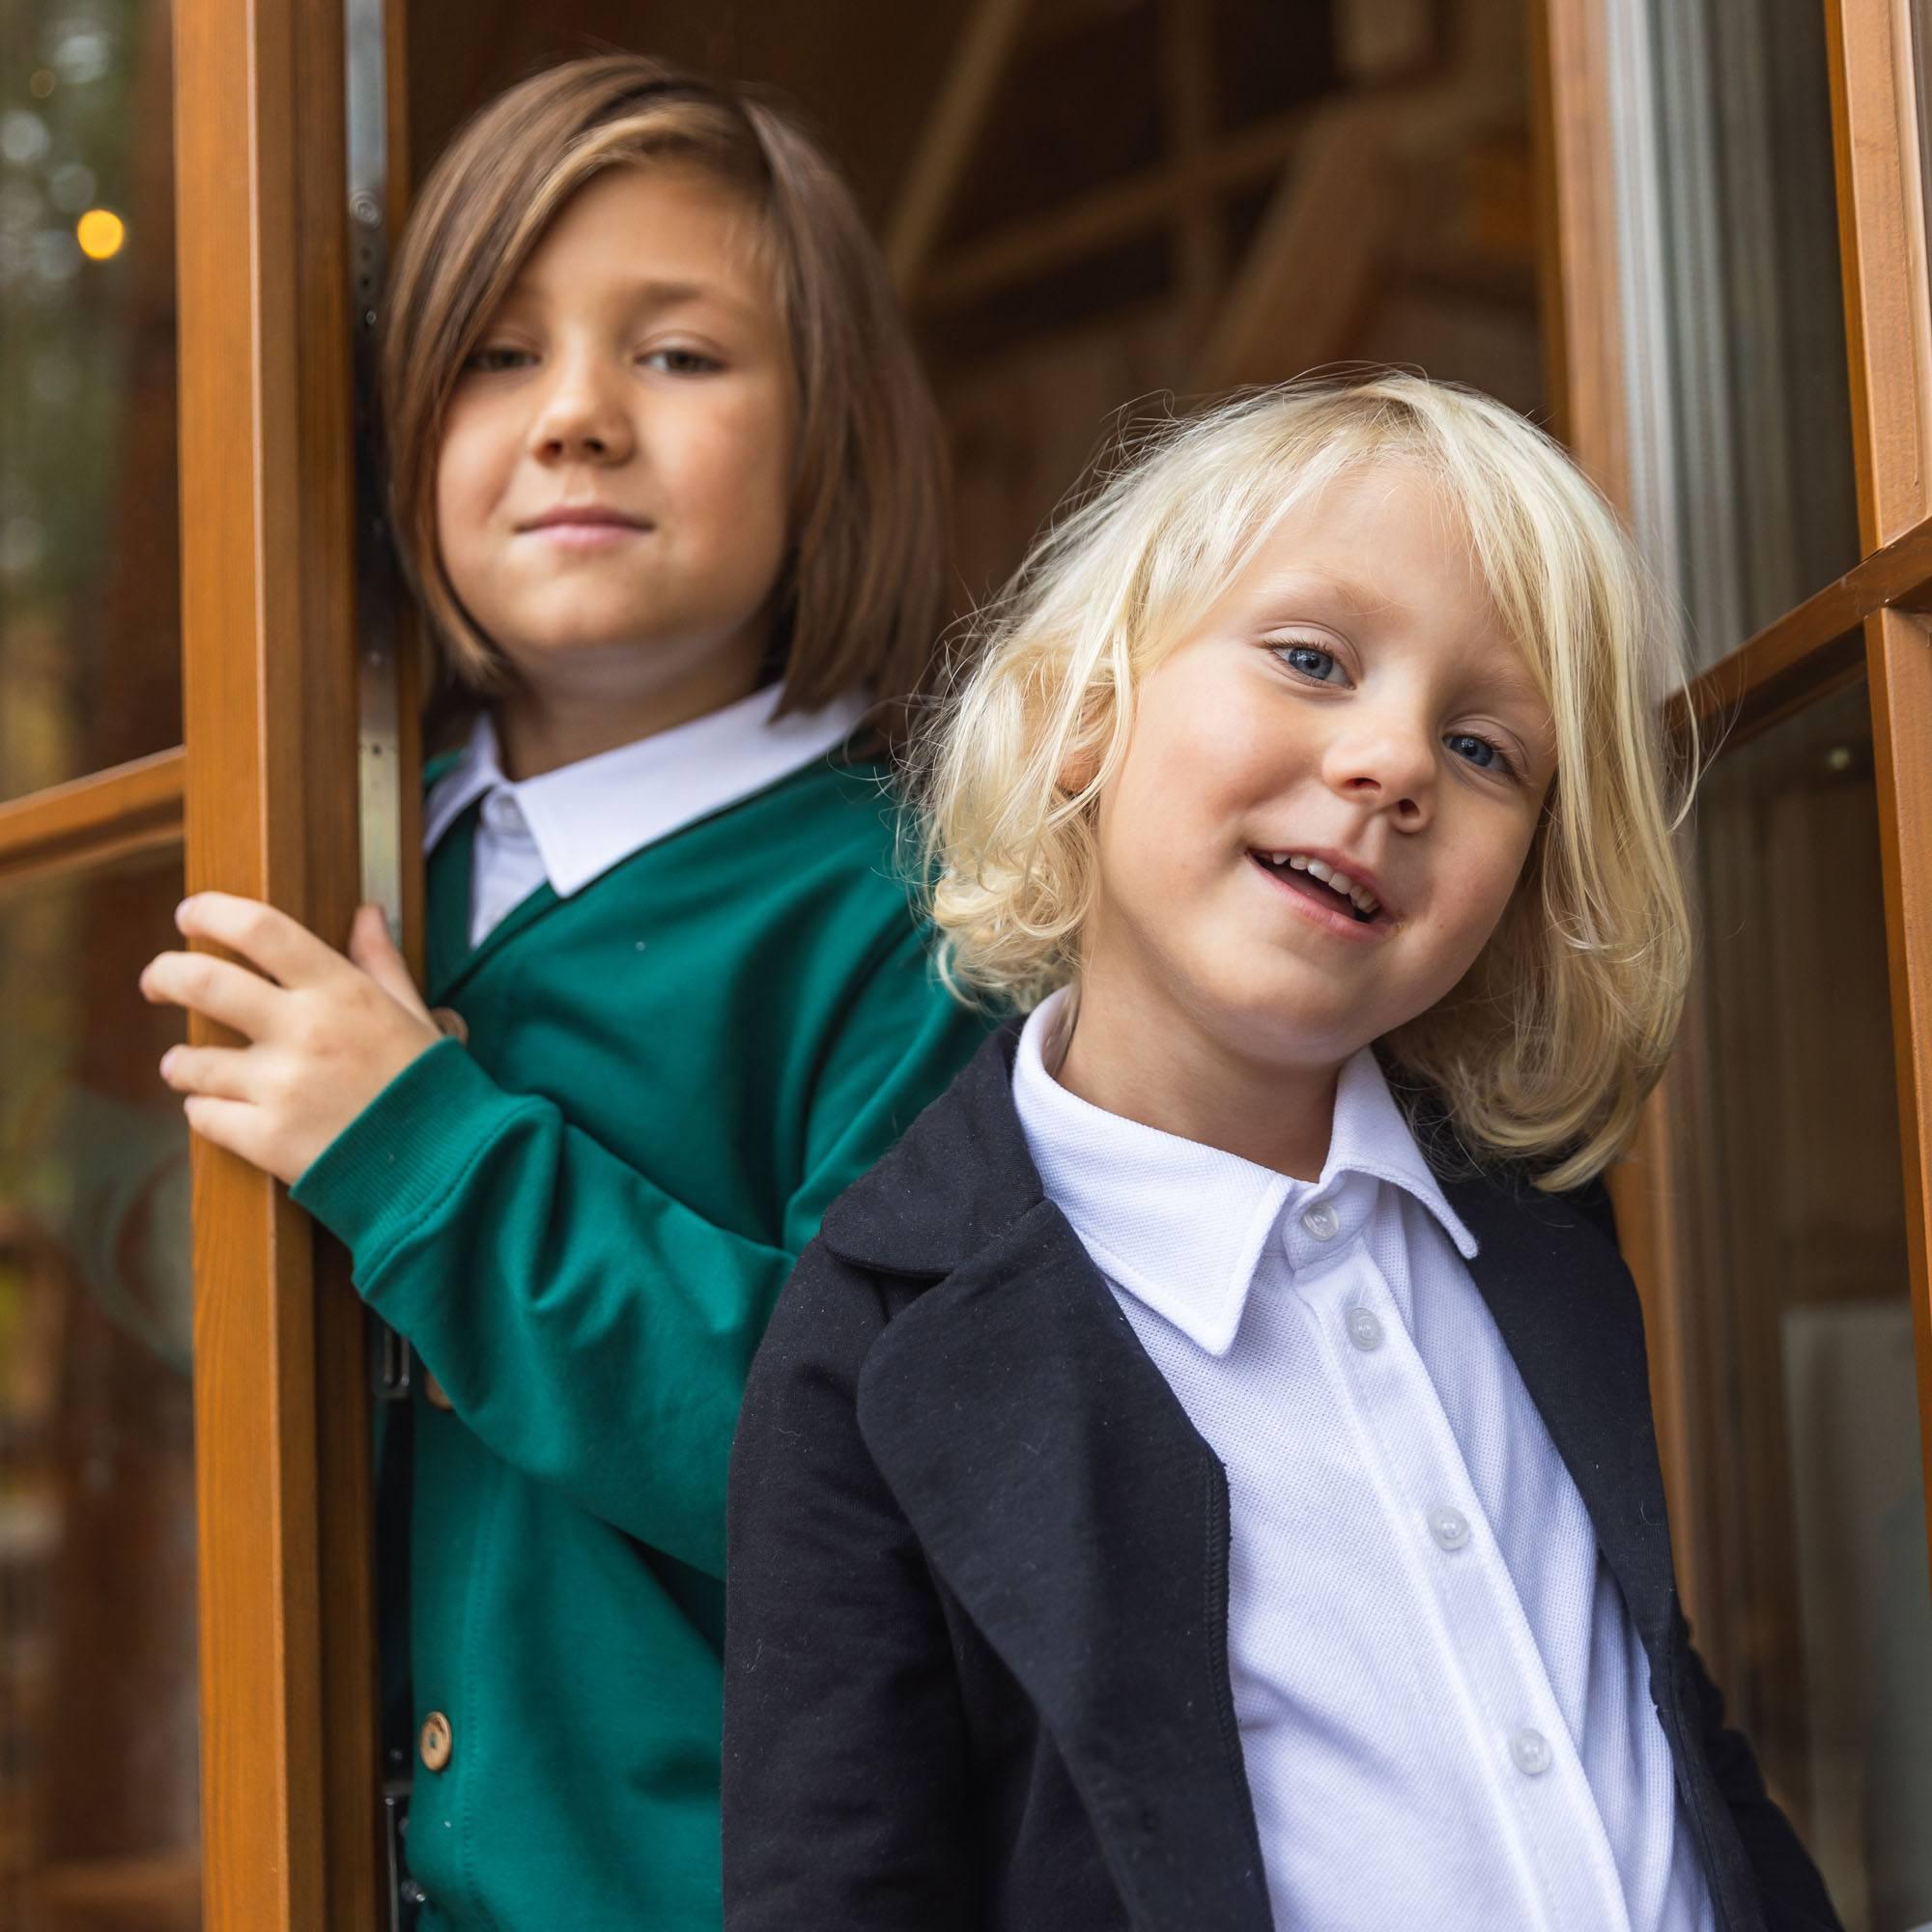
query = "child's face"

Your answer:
(1082, 461), (1556, 1077)
(436, 165), (794, 706)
